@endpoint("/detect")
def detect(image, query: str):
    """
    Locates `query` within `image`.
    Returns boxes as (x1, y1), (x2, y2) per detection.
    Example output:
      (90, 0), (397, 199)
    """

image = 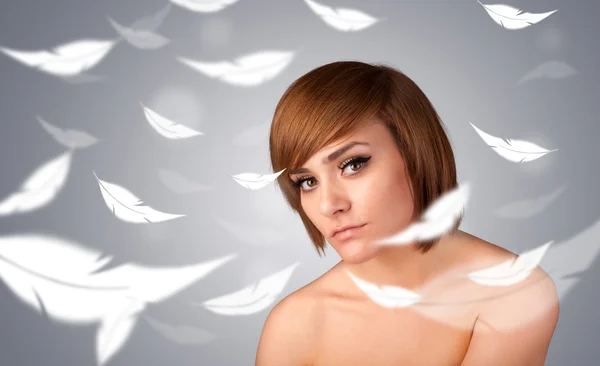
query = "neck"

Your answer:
(341, 232), (457, 290)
